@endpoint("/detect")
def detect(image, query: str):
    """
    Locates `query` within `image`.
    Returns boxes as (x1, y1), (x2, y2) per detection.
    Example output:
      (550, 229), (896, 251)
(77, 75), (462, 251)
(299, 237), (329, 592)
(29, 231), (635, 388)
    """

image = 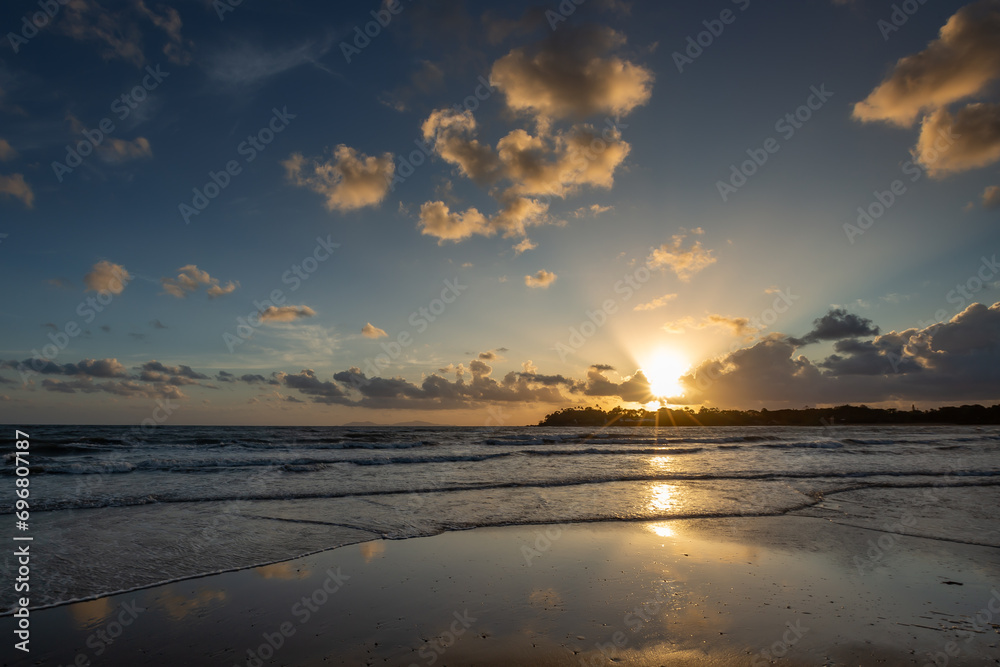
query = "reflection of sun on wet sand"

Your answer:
(360, 541), (386, 563)
(154, 589), (227, 621)
(21, 490), (1000, 666)
(69, 597), (113, 629)
(254, 561), (311, 580)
